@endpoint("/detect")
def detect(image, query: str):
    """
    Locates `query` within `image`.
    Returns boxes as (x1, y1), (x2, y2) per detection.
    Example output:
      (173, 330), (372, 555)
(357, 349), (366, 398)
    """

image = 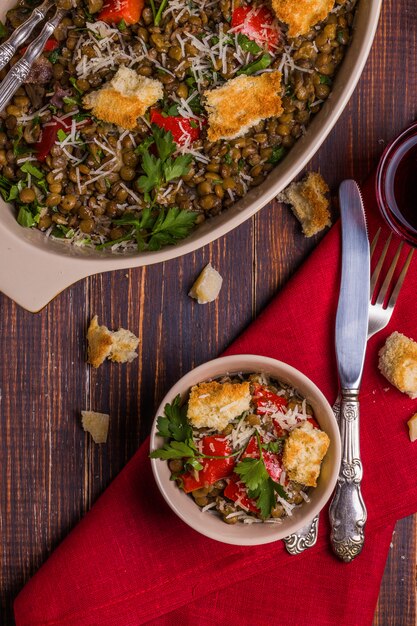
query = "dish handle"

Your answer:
(0, 229), (91, 312)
